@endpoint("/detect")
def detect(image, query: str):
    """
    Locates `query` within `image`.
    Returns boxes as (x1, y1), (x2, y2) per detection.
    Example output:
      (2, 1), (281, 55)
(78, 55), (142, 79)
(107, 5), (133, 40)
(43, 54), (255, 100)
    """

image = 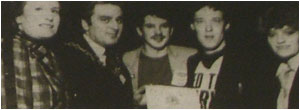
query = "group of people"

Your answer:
(1, 1), (298, 109)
